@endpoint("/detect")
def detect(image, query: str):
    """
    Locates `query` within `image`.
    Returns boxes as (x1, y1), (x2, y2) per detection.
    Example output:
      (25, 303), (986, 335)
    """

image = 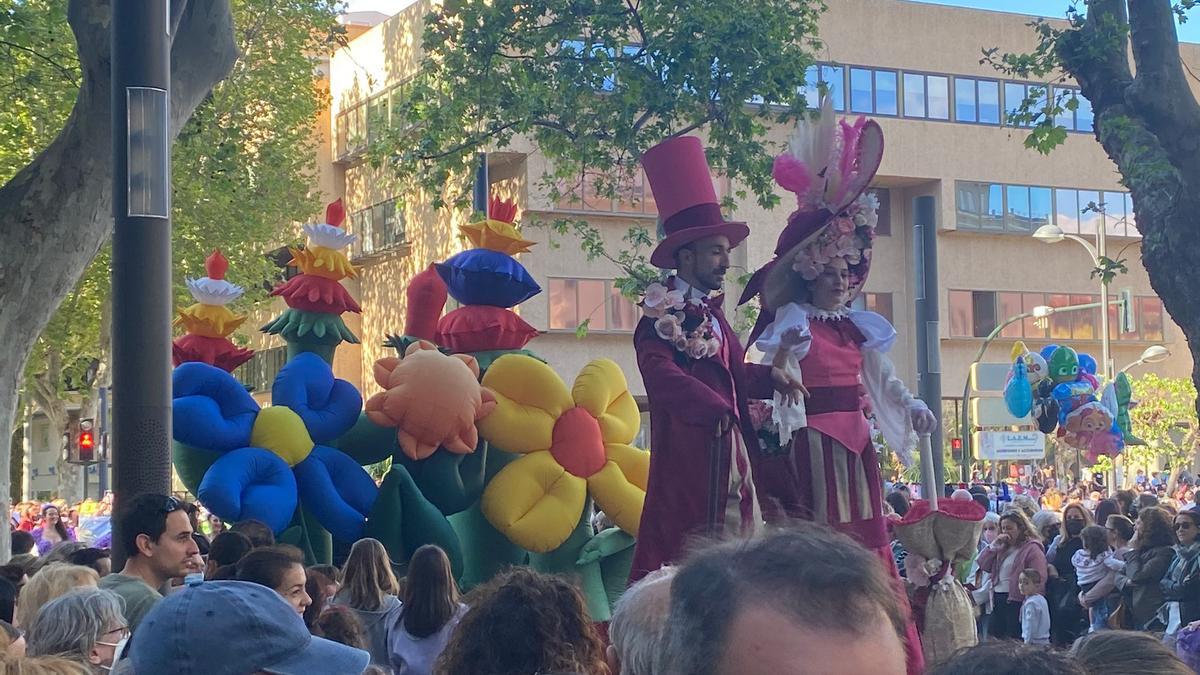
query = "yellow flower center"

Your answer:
(249, 407), (315, 467)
